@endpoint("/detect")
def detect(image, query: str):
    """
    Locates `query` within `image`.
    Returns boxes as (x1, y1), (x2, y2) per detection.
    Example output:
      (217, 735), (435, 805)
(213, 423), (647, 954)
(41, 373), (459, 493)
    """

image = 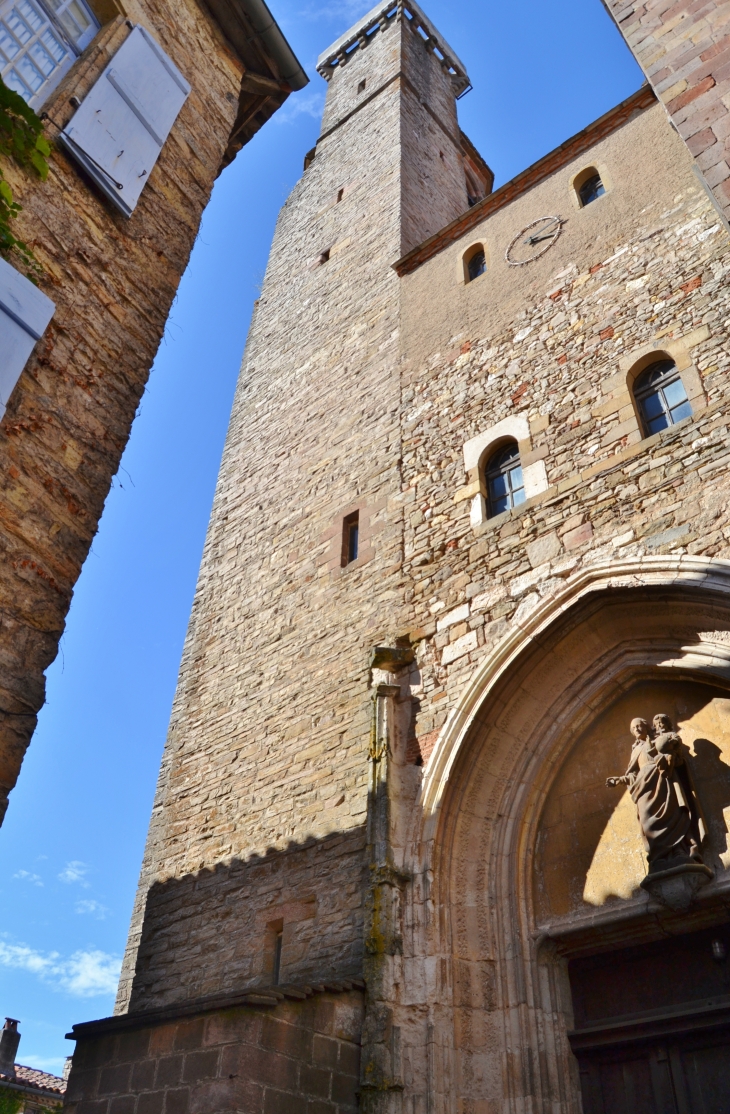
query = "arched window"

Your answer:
(634, 359), (692, 436)
(577, 170), (605, 207)
(485, 442), (525, 518)
(464, 244), (486, 283)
